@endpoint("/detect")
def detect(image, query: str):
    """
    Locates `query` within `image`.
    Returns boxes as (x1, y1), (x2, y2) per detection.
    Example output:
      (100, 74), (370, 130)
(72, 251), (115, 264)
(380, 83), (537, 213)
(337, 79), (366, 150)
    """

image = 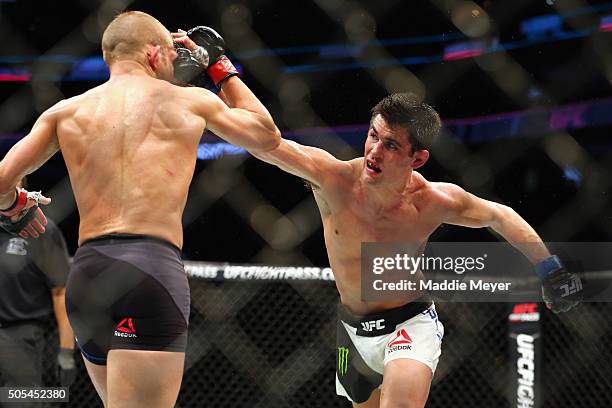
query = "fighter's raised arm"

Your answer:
(0, 108), (59, 202)
(435, 182), (550, 263)
(435, 182), (582, 313)
(173, 27), (280, 153)
(251, 139), (353, 190)
(171, 27), (354, 186)
(190, 87), (280, 152)
(0, 106), (57, 238)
